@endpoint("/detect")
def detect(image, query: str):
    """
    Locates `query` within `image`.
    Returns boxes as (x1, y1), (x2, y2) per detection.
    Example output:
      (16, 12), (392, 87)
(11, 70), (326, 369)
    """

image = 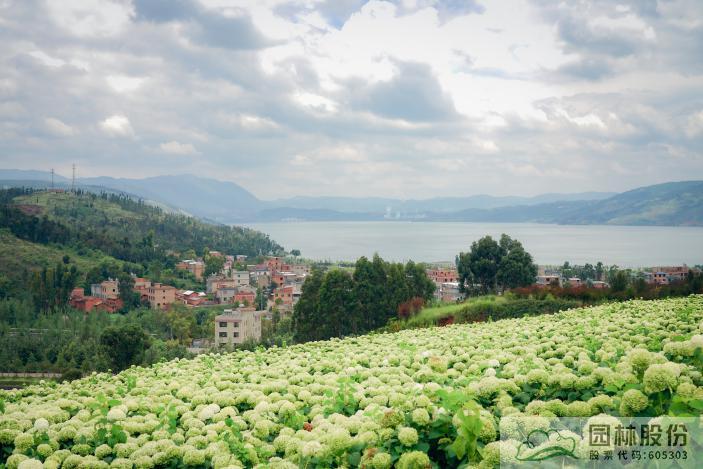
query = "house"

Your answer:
(231, 271), (250, 287)
(177, 290), (206, 307)
(216, 287), (238, 305)
(206, 275), (237, 295)
(271, 271), (297, 287)
(214, 308), (264, 346)
(427, 268), (459, 285)
(273, 285), (295, 305)
(648, 265), (691, 284)
(652, 272), (670, 285)
(176, 260), (205, 281)
(254, 273), (271, 288)
(590, 281), (609, 289)
(236, 254), (247, 262)
(438, 282), (463, 303)
(234, 287), (256, 306)
(291, 264), (310, 276)
(147, 283), (176, 309)
(566, 277), (582, 287)
(69, 288), (123, 313)
(90, 279), (119, 300)
(266, 257), (285, 271)
(536, 275), (561, 287)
